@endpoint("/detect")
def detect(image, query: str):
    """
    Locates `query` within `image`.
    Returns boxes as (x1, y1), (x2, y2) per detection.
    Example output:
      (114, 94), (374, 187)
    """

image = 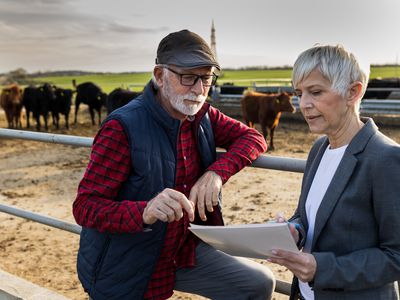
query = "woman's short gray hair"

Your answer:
(292, 44), (370, 98)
